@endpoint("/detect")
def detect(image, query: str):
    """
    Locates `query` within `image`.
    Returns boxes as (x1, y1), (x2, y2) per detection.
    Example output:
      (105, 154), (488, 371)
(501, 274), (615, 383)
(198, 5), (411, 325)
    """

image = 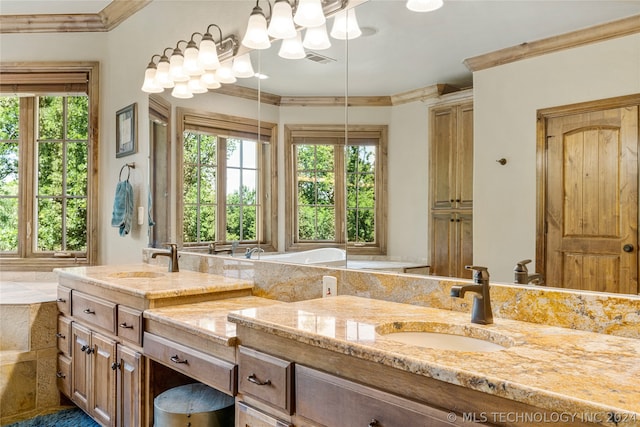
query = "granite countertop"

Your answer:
(228, 295), (640, 426)
(55, 264), (254, 300)
(144, 296), (282, 346)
